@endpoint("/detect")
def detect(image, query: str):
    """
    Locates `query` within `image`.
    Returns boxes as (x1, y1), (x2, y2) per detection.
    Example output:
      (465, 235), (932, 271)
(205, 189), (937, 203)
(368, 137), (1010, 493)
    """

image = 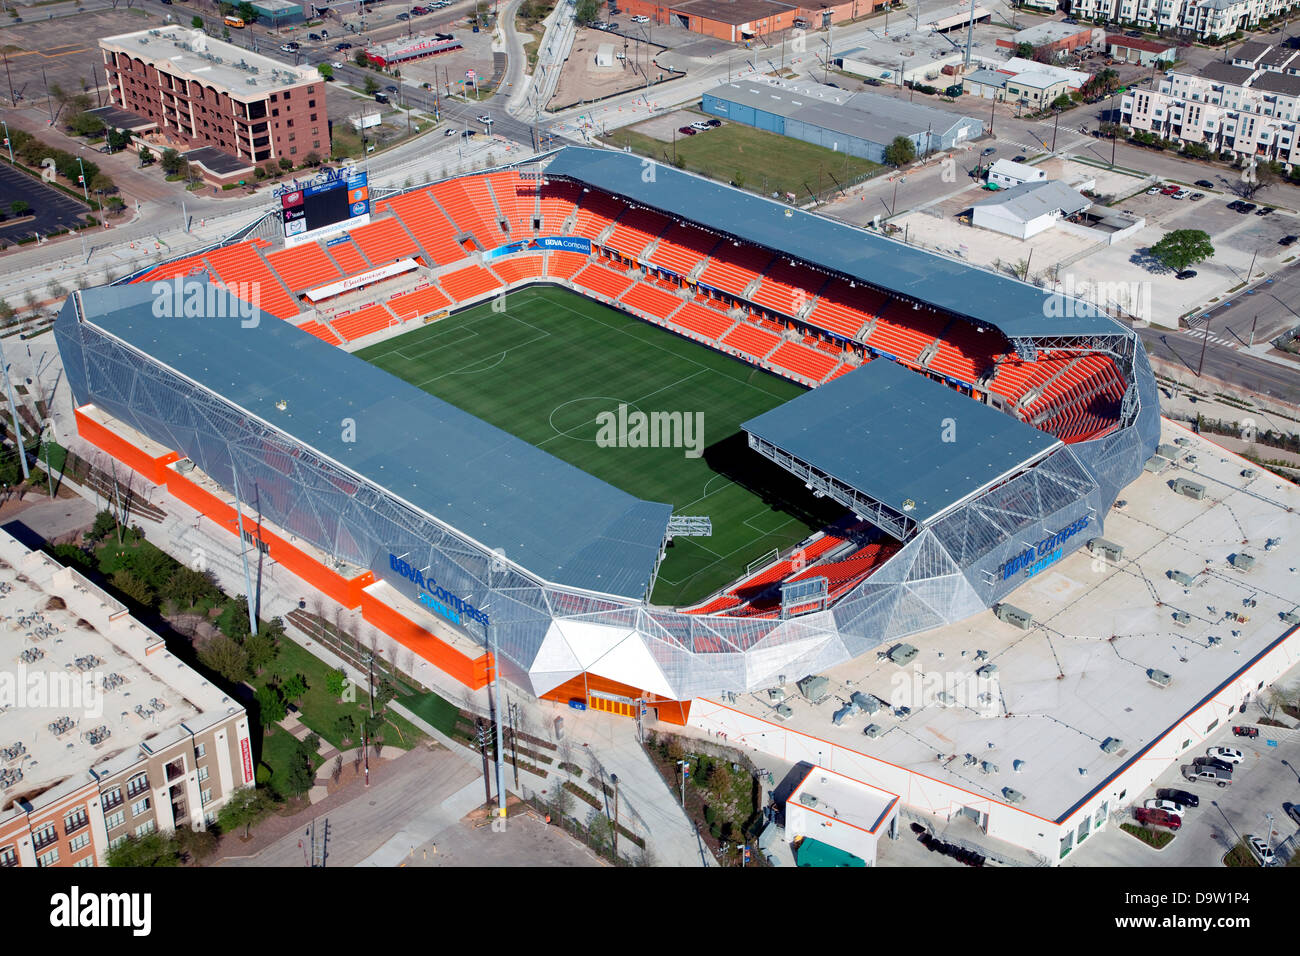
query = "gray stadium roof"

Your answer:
(76, 282), (672, 598)
(544, 146), (1126, 340)
(741, 359), (1061, 525)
